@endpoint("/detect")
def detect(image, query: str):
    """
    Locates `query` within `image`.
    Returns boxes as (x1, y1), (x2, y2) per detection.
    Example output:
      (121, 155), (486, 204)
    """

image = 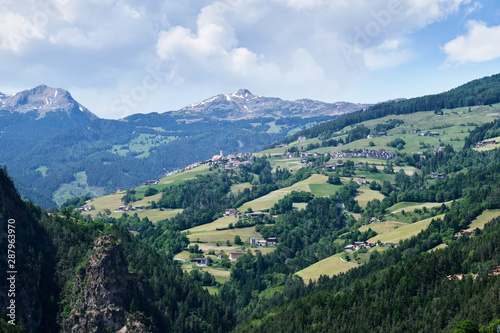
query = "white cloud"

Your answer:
(0, 0), (478, 117)
(363, 39), (413, 70)
(443, 20), (500, 64)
